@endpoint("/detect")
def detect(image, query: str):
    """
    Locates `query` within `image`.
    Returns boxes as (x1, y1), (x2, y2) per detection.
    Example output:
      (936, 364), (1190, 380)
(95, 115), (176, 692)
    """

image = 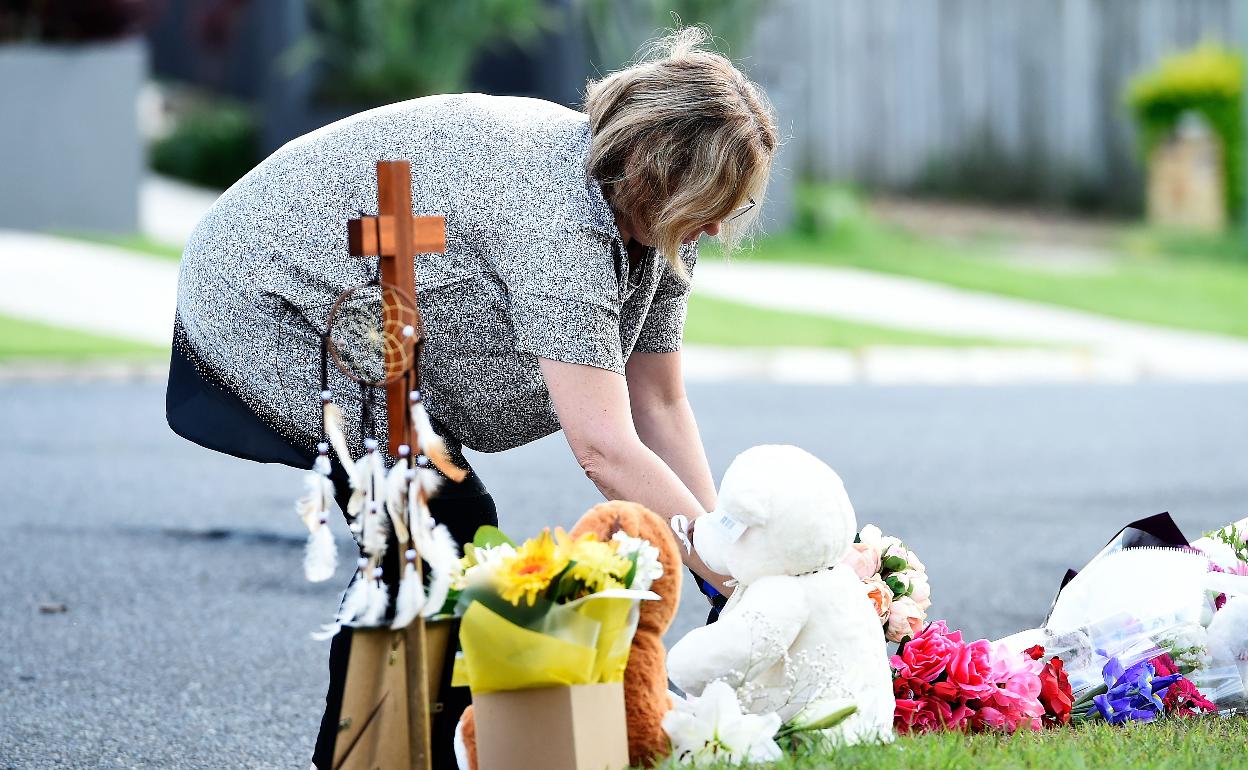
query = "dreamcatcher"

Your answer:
(292, 162), (464, 637)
